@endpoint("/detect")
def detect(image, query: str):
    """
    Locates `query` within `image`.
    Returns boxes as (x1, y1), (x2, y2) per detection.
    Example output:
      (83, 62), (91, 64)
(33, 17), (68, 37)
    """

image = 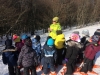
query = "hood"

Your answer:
(67, 40), (82, 48)
(43, 44), (55, 51)
(5, 39), (12, 49)
(25, 38), (32, 47)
